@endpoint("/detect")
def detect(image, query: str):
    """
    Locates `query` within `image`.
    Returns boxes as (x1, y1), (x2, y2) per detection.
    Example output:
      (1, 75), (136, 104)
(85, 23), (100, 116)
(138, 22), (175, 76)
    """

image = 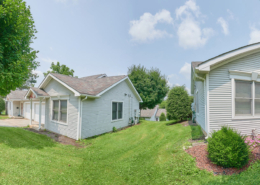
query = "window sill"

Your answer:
(232, 116), (260, 120)
(51, 120), (68, 125)
(111, 119), (123, 123)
